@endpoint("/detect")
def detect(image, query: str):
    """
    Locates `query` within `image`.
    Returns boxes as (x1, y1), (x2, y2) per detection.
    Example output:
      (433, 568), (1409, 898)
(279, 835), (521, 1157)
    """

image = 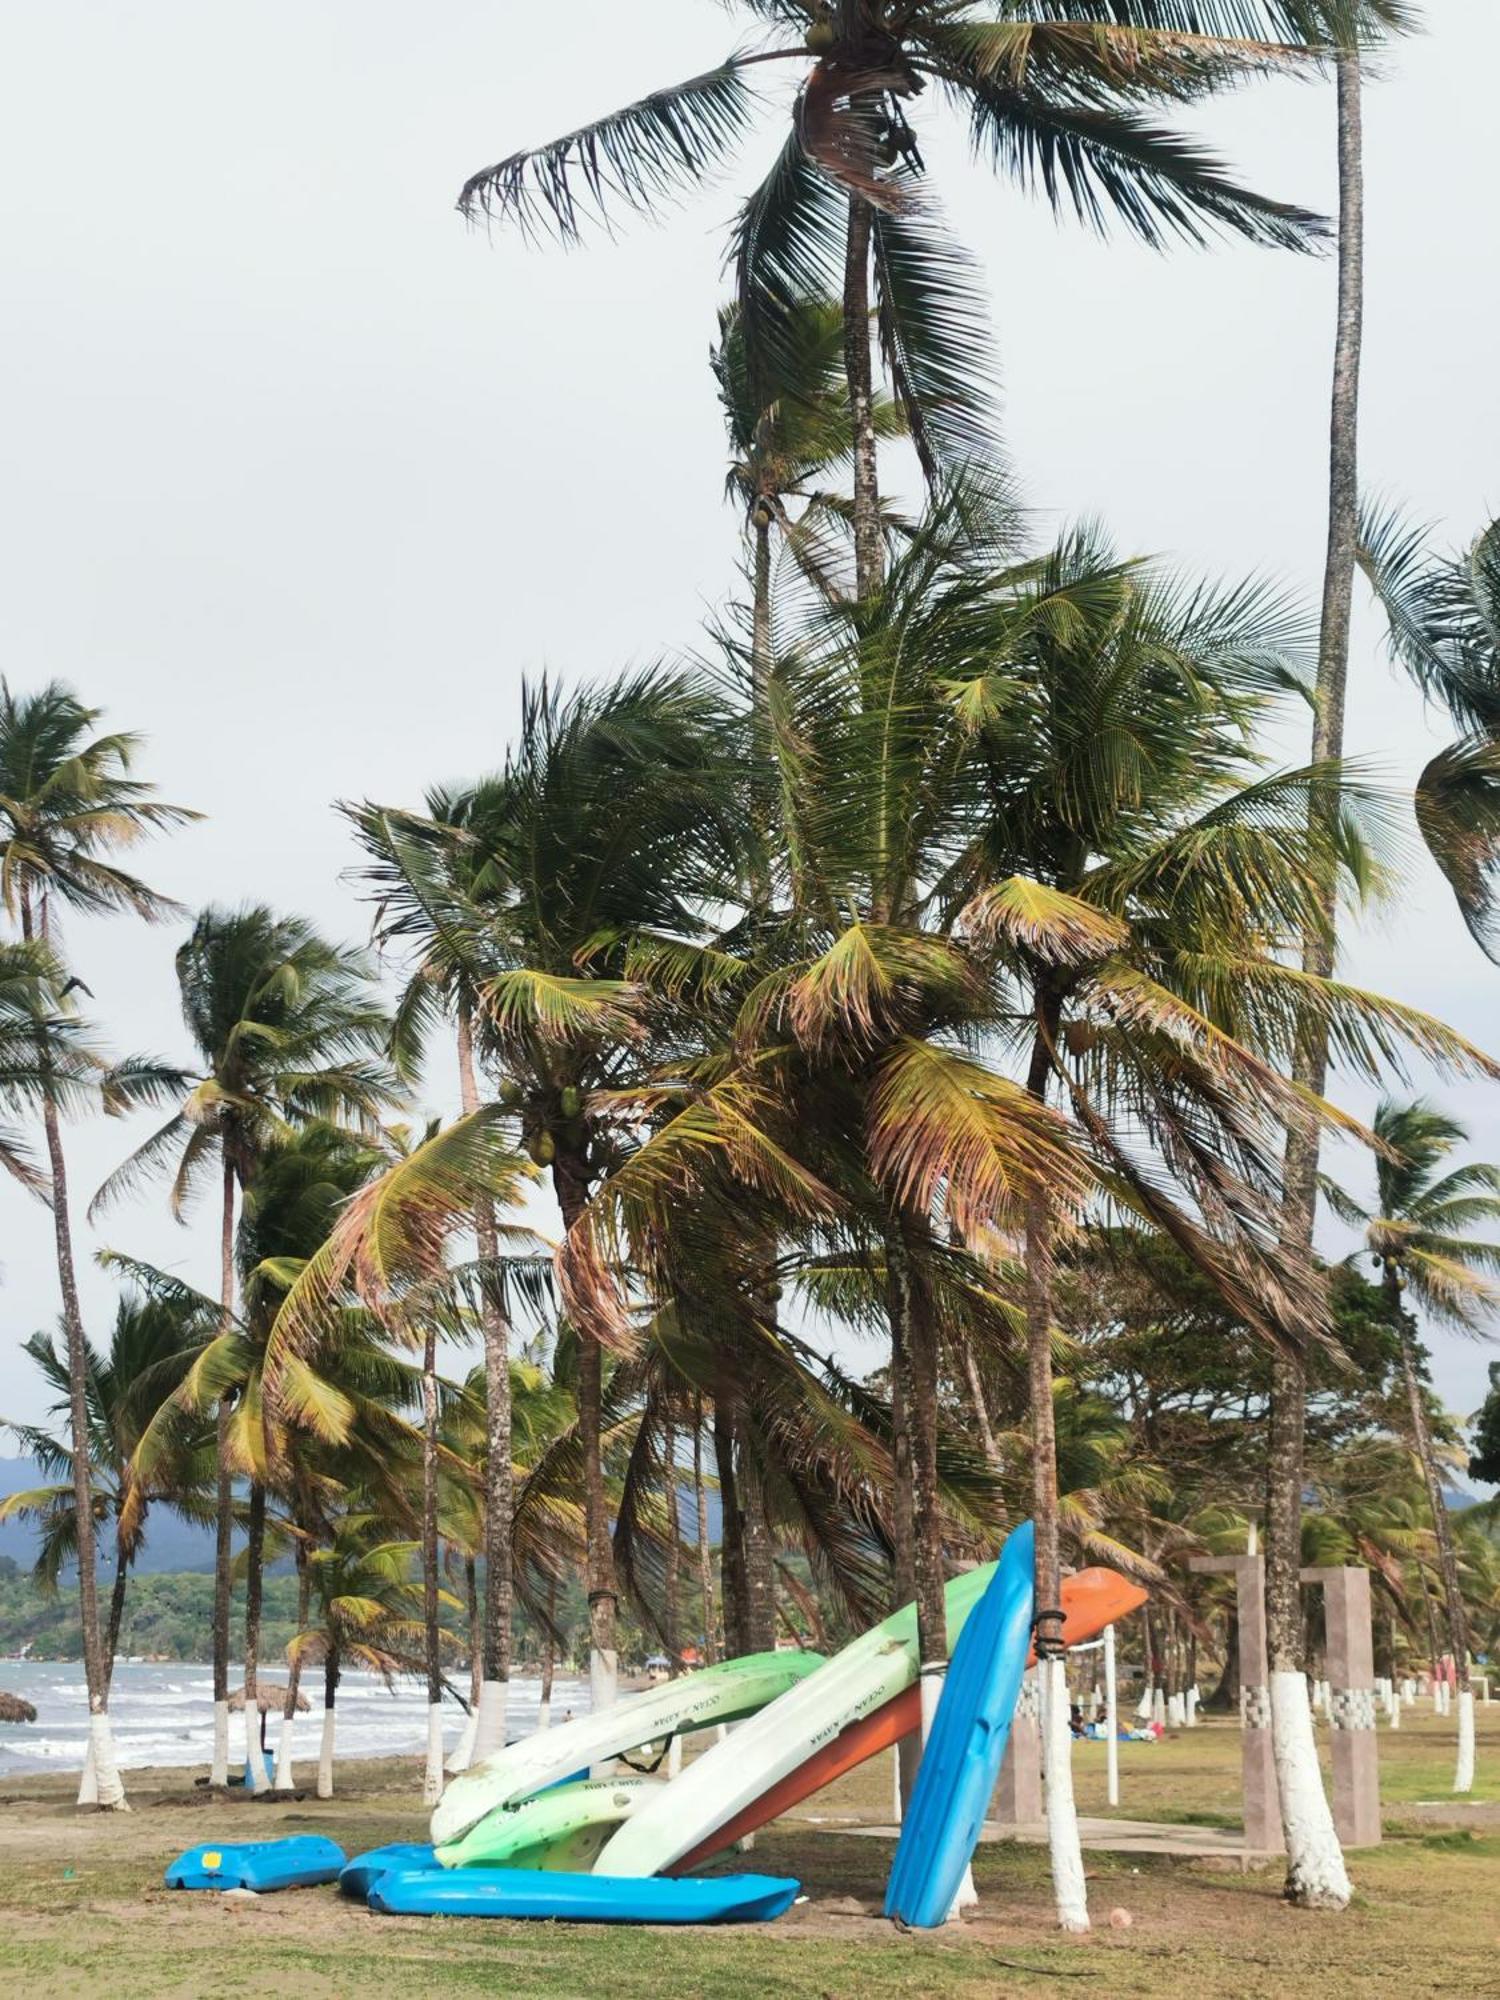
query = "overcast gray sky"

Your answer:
(2, 4), (1497, 1472)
